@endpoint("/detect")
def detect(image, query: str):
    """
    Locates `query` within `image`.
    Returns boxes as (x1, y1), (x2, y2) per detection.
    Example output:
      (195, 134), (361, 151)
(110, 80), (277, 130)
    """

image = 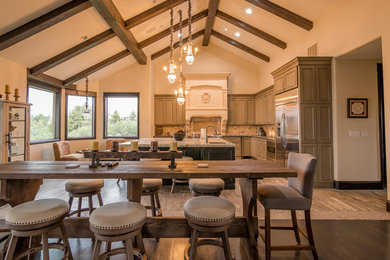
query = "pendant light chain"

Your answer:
(178, 10), (183, 82)
(188, 0), (192, 42)
(169, 8), (174, 60)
